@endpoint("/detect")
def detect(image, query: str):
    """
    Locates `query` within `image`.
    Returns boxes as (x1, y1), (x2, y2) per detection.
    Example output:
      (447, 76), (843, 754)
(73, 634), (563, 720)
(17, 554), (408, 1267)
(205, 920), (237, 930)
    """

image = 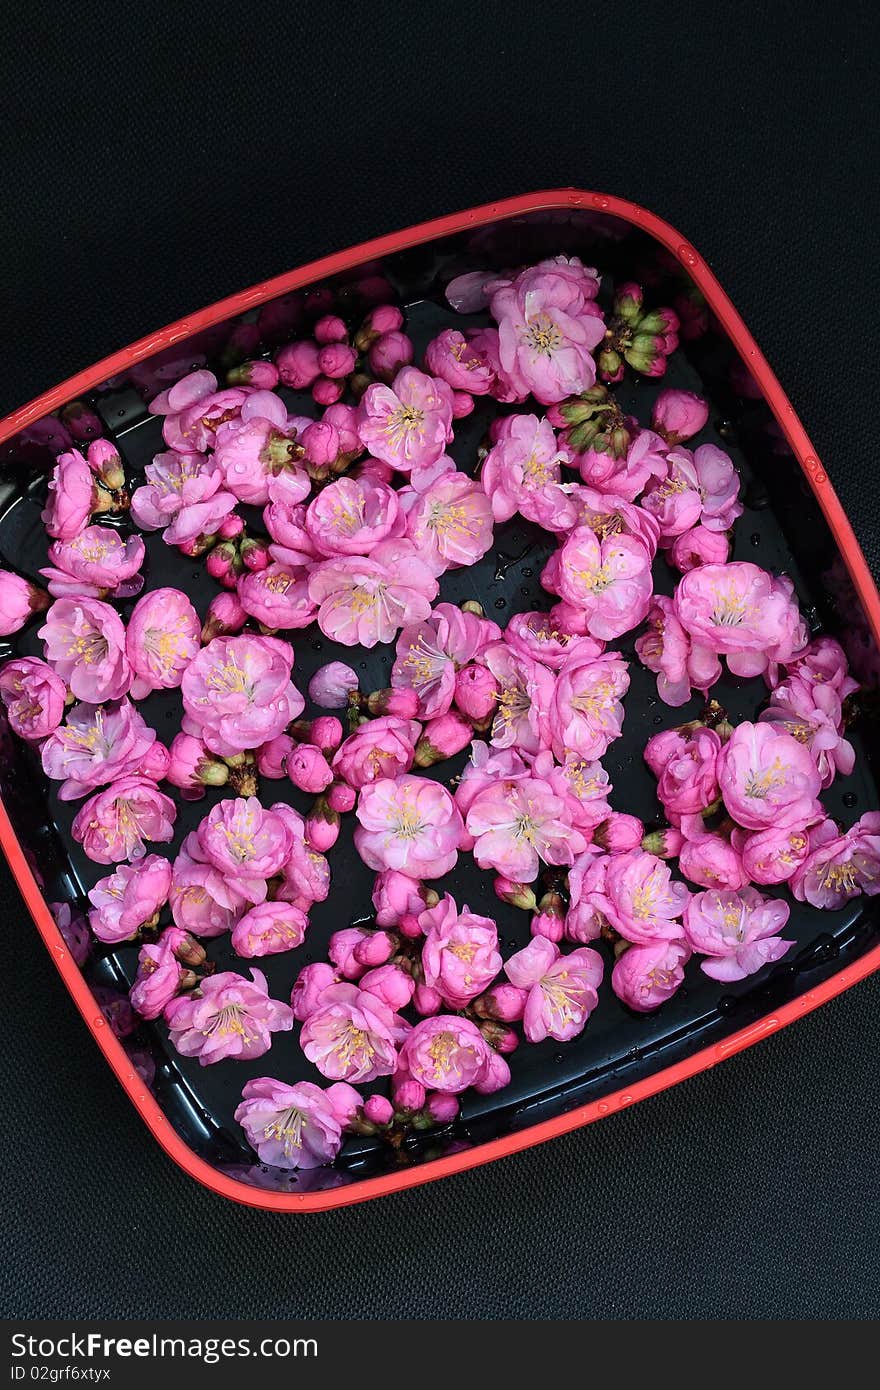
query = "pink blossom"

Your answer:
(169, 850), (243, 938)
(550, 653), (630, 761)
(540, 753), (613, 835)
(482, 642), (554, 753)
(39, 597), (131, 703)
(504, 937), (603, 1042)
(465, 776), (587, 882)
(551, 527), (652, 640)
(164, 969), (294, 1065)
(735, 825), (812, 885)
(424, 328), (496, 394)
(165, 491), (239, 548)
(231, 901), (308, 957)
(776, 635), (857, 699)
(678, 831), (750, 890)
(88, 855), (172, 943)
(644, 725), (722, 821)
(576, 429), (667, 502)
(635, 595), (720, 707)
(397, 1016), (510, 1095)
(196, 796), (291, 901)
(271, 802), (331, 907)
(790, 813), (880, 908)
(291, 962), (339, 1021)
(238, 563), (315, 630)
(554, 484), (661, 557)
(264, 488), (317, 567)
(42, 449), (98, 540)
(651, 389), (710, 445)
(683, 887), (792, 981)
(125, 587), (201, 698)
(0, 657), (66, 740)
(0, 571), (40, 636)
(300, 982), (408, 1083)
(308, 539), (438, 647)
(504, 610), (604, 672)
(41, 527), (145, 600)
(403, 473), (494, 574)
(332, 716), (420, 789)
(643, 444), (741, 541)
(235, 1077), (354, 1168)
(41, 698), (158, 800)
(130, 451), (234, 533)
(356, 367), (454, 473)
(392, 603), (499, 718)
(490, 263), (605, 404)
(598, 849), (690, 943)
(418, 894), (502, 1007)
(129, 932), (186, 1020)
(51, 902), (91, 967)
(718, 721), (822, 830)
(308, 661), (359, 709)
(181, 635), (302, 756)
(760, 675), (854, 787)
(565, 849), (610, 942)
(72, 776), (176, 864)
(611, 939), (691, 1012)
(674, 563), (807, 679)
(305, 475), (404, 556)
(355, 775), (463, 878)
(667, 524), (730, 573)
(481, 413), (571, 526)
(210, 414), (307, 506)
